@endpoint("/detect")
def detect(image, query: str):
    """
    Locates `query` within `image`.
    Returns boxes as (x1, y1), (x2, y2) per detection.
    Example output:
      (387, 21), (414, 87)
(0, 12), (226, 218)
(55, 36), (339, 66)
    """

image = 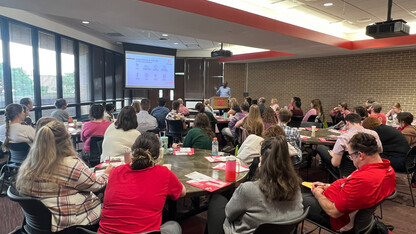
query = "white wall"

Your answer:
(0, 6), (123, 53)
